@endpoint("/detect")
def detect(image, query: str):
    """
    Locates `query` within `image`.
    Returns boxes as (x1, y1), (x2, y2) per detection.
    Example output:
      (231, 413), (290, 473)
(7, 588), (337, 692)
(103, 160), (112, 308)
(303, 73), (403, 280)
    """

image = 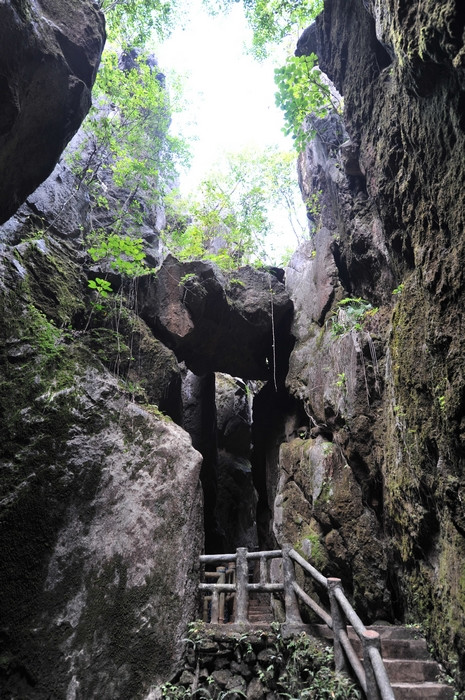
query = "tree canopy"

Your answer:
(203, 0), (323, 58)
(164, 147), (307, 269)
(72, 0), (332, 289)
